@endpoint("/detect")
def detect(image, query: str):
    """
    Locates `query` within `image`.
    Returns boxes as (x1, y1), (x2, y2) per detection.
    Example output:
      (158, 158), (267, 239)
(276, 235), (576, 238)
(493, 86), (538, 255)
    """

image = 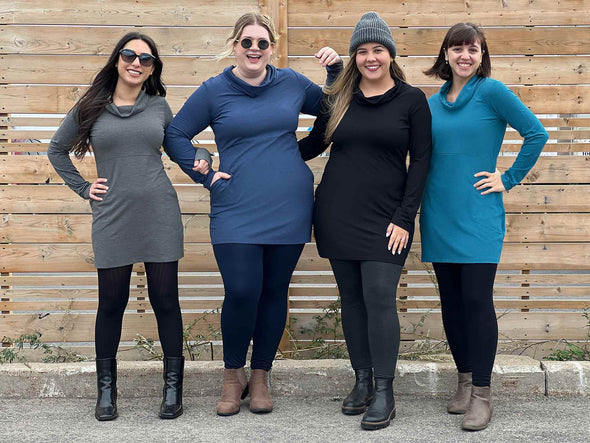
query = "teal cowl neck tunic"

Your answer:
(420, 76), (548, 263)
